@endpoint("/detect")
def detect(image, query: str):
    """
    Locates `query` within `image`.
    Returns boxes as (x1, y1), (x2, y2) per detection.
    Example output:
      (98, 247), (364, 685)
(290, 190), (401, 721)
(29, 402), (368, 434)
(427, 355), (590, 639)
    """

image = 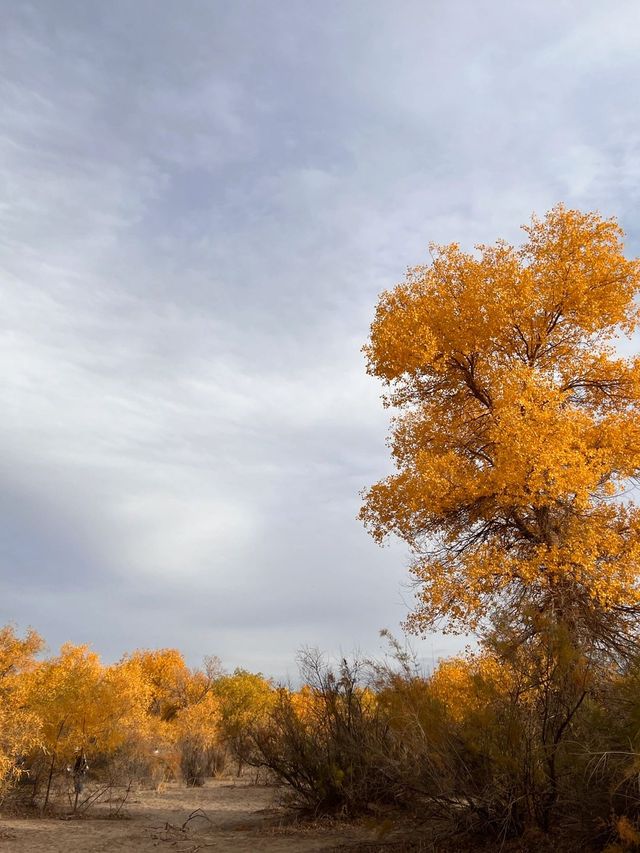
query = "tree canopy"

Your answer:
(361, 205), (640, 646)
